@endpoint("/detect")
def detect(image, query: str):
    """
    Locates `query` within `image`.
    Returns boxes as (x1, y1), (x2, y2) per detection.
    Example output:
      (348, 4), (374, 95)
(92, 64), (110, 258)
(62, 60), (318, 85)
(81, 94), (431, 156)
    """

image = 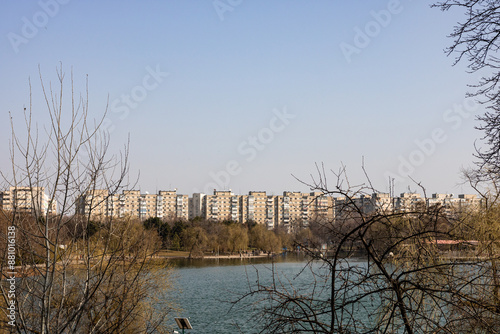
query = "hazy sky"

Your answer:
(0, 0), (483, 196)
